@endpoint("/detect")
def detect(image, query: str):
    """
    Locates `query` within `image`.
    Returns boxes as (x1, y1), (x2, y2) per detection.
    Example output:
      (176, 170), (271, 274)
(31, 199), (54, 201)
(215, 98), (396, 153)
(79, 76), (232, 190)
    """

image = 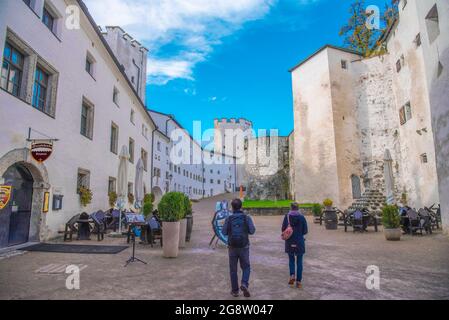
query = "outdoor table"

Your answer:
(77, 218), (92, 240)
